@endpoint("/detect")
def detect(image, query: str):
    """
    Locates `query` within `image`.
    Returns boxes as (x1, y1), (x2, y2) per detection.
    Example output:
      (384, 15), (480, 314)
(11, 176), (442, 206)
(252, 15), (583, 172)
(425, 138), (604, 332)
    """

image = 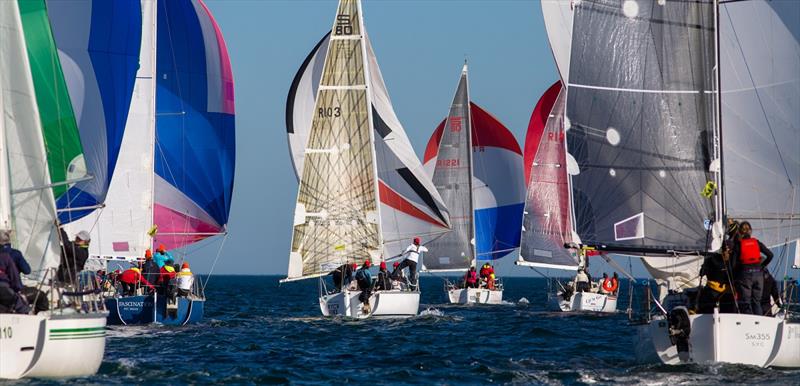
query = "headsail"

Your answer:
(1, 0), (61, 279)
(153, 0), (236, 250)
(288, 0), (381, 281)
(46, 0), (142, 223)
(423, 66), (524, 269)
(518, 81), (579, 270)
(718, 0), (800, 248)
(18, 0), (85, 200)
